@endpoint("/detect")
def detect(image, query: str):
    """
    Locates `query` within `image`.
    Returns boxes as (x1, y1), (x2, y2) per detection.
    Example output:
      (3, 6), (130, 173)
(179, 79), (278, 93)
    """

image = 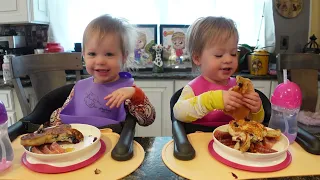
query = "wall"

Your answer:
(273, 0), (310, 53)
(309, 0), (320, 37)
